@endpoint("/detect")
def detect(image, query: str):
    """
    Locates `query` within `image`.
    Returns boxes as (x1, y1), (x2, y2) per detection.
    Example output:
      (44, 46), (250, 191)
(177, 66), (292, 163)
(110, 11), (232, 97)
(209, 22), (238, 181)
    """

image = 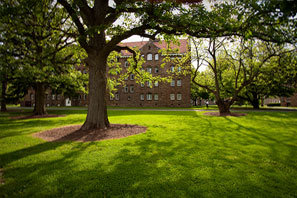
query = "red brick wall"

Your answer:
(20, 40), (191, 108)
